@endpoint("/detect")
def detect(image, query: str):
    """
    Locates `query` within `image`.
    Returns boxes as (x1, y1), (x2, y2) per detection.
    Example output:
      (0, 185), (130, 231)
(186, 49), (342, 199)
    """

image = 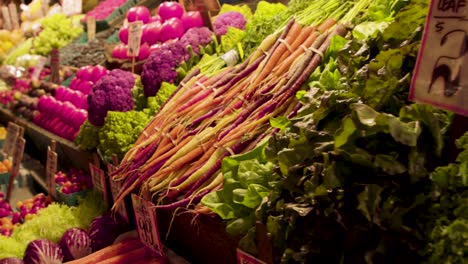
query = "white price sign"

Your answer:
(11, 137), (25, 179)
(127, 21), (143, 57)
(46, 146), (58, 199)
(8, 3), (19, 30)
(1, 7), (11, 31)
(41, 0), (49, 17)
(87, 16), (96, 41)
(132, 194), (164, 257)
(62, 0), (82, 16)
(109, 175), (129, 223)
(6, 137), (25, 201)
(90, 163), (109, 204)
(2, 123), (21, 158)
(410, 0), (468, 115)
